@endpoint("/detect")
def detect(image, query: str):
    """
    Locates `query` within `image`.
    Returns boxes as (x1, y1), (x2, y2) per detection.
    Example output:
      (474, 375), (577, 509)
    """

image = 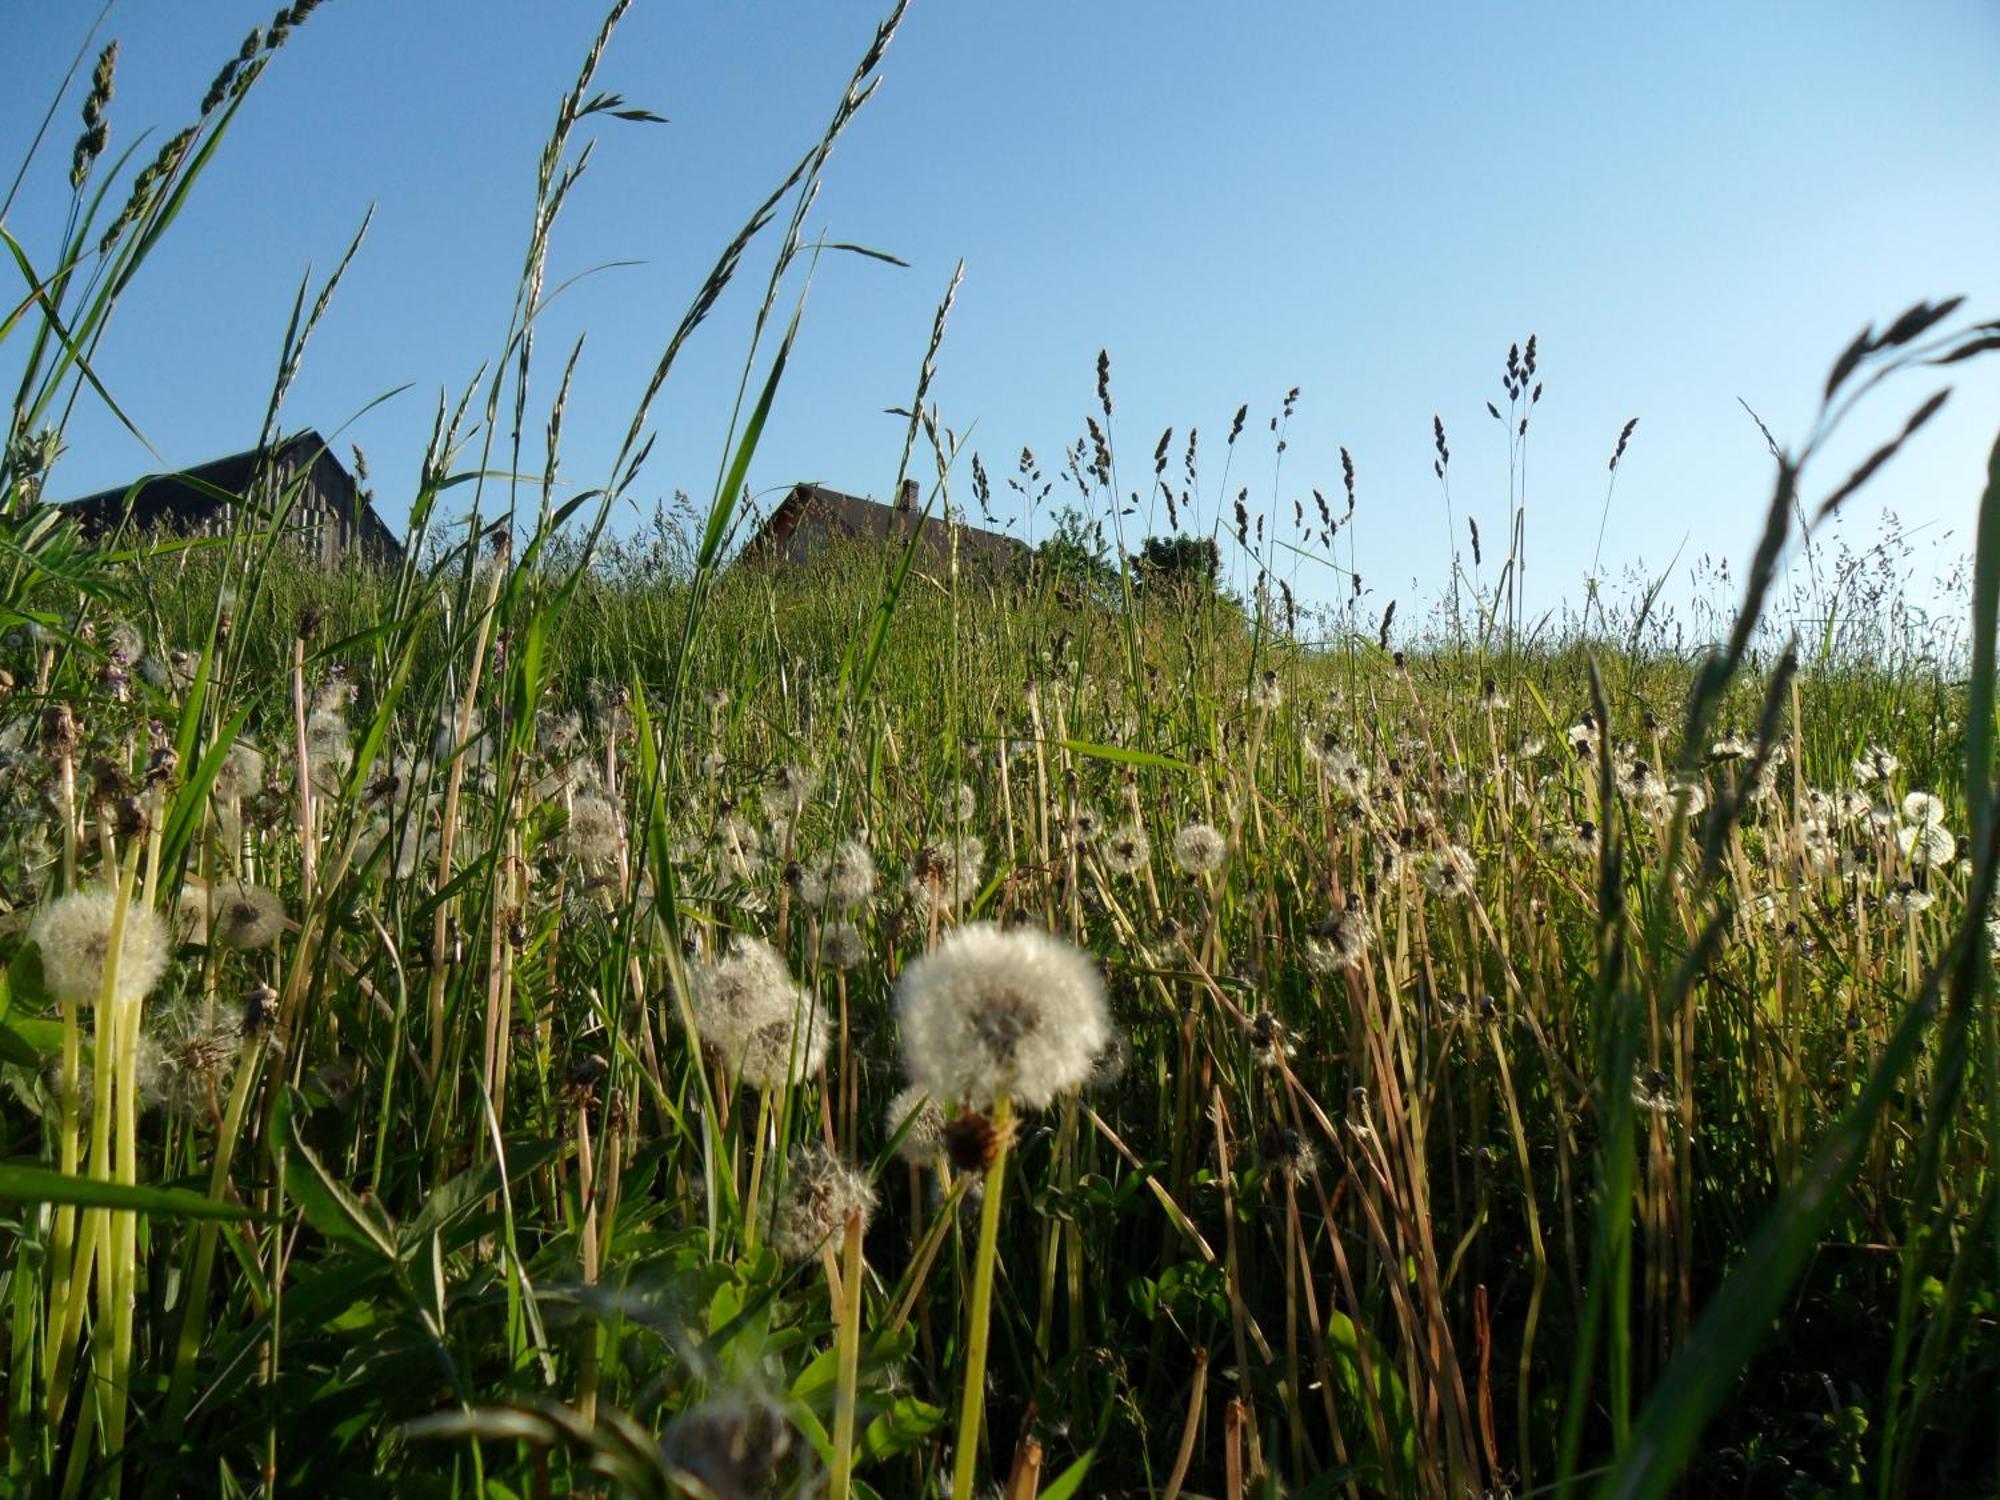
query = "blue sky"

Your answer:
(6, 2), (1997, 629)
